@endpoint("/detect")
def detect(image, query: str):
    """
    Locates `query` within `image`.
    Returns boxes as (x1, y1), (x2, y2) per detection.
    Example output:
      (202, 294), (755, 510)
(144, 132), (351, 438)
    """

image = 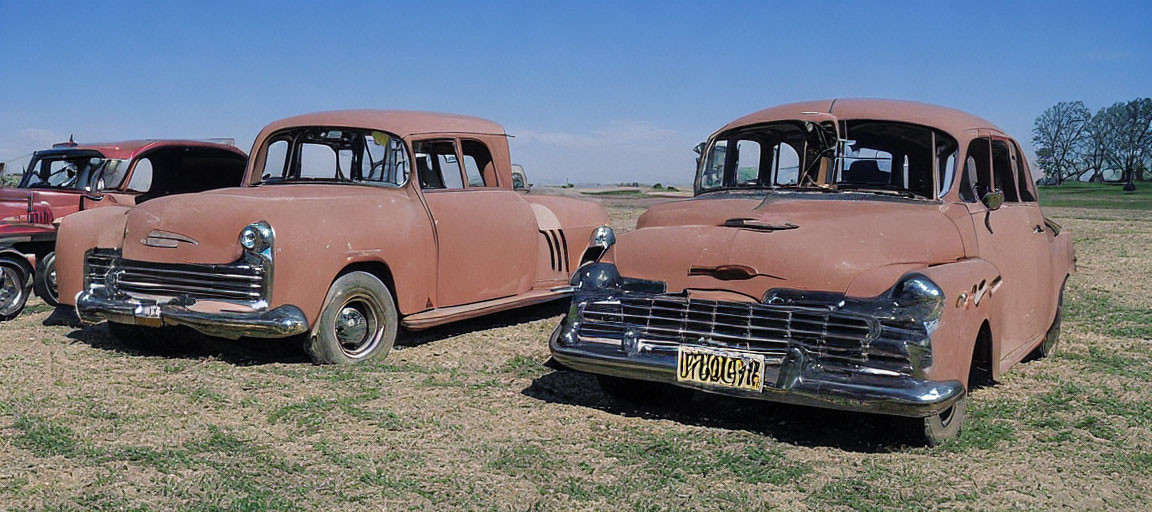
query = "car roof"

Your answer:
(44, 139), (245, 160)
(258, 110), (506, 139)
(717, 98), (1004, 138)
